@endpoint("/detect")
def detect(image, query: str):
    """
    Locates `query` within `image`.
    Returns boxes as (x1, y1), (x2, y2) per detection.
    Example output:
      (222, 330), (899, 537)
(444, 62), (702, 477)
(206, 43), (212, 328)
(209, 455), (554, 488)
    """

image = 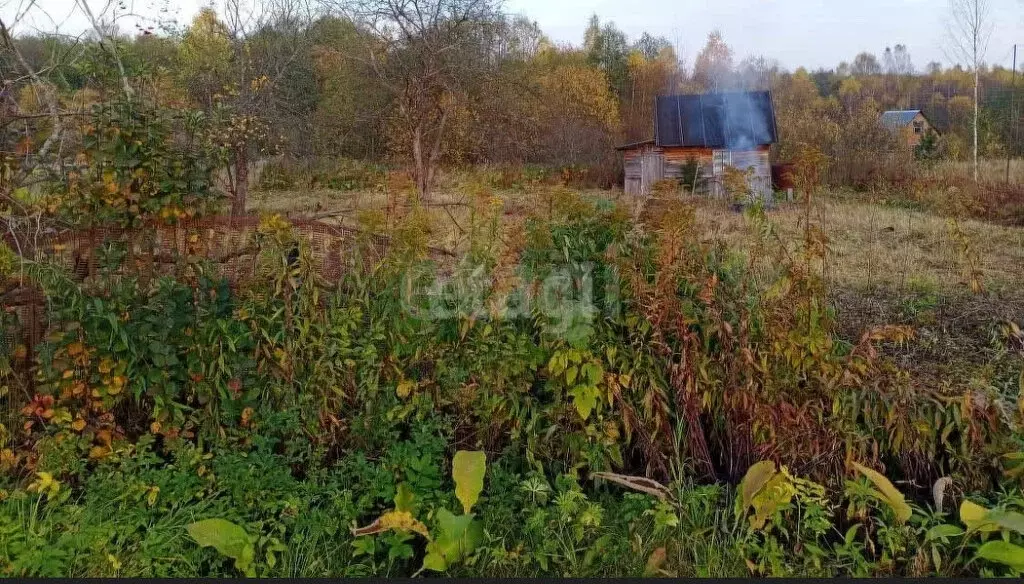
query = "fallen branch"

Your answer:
(591, 472), (674, 501)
